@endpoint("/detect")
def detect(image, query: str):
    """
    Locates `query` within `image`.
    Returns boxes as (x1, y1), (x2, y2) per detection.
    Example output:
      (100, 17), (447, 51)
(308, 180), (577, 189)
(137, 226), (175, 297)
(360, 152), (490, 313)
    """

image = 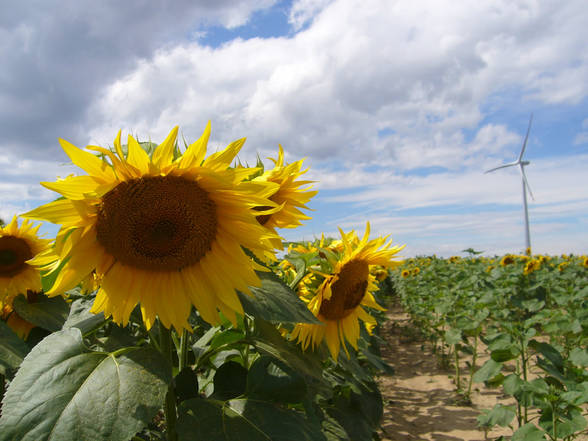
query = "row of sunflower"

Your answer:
(0, 124), (402, 441)
(393, 253), (588, 440)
